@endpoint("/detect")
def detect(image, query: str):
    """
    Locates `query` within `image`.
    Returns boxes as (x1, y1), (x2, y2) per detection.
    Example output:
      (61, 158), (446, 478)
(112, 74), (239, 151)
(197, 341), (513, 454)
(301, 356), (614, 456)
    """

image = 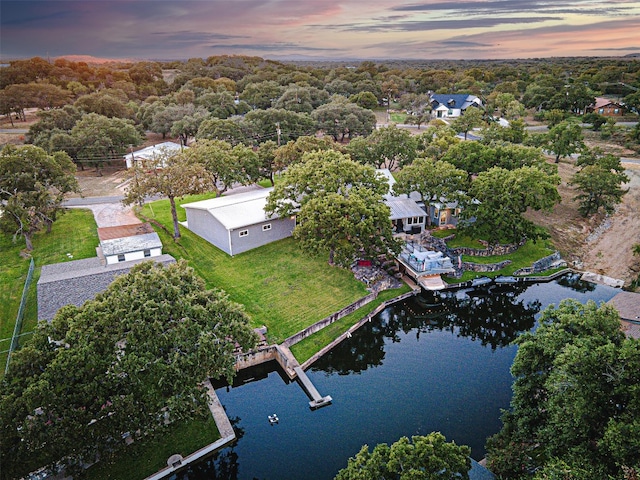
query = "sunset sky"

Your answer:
(2, 0), (640, 61)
